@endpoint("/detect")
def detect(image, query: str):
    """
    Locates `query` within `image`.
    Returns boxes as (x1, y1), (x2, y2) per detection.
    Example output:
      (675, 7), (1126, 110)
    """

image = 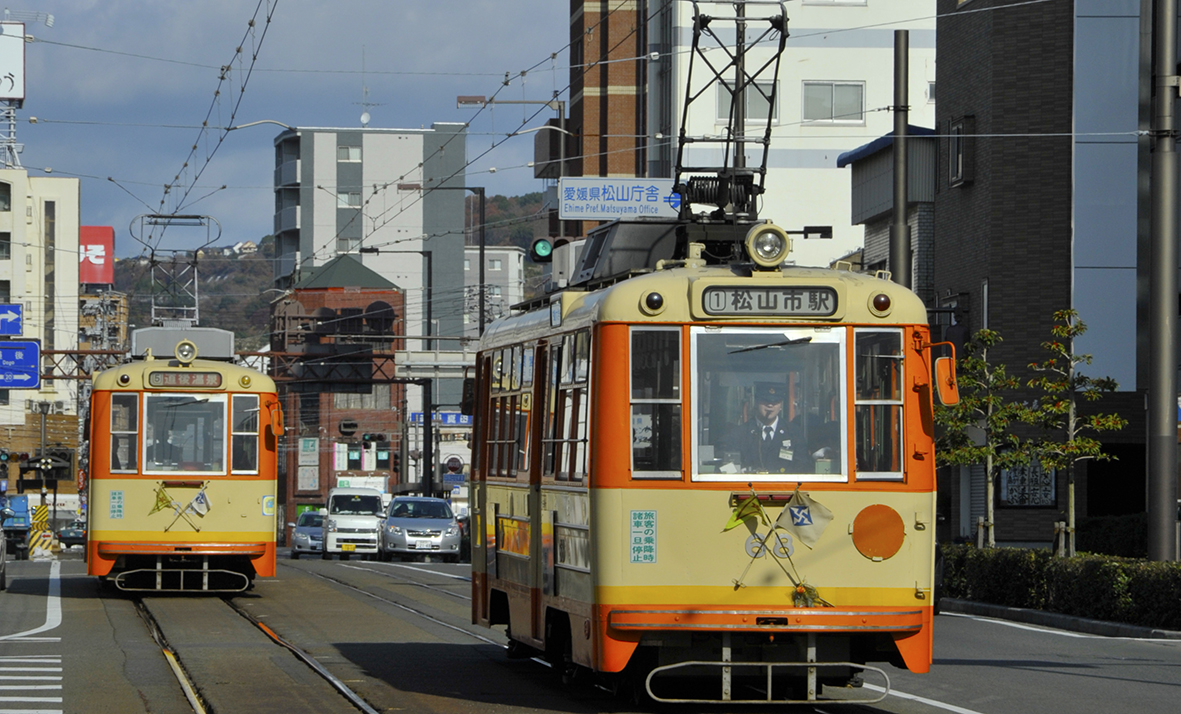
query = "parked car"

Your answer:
(288, 510), (324, 559)
(379, 497), (462, 562)
(1, 506), (12, 590)
(56, 520), (87, 548)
